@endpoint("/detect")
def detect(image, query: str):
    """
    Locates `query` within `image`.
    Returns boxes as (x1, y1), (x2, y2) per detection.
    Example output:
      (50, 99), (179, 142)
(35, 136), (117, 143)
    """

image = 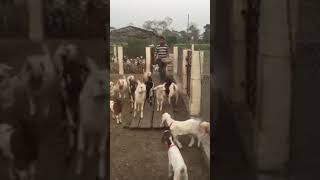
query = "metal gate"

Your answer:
(242, 0), (261, 114)
(186, 50), (192, 96)
(43, 0), (108, 38)
(0, 0), (28, 37)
